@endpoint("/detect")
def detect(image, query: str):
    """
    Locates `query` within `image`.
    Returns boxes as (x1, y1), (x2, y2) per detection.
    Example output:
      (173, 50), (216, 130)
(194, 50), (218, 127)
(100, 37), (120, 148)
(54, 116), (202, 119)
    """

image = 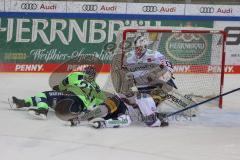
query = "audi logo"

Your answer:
(82, 4), (98, 11)
(199, 7), (214, 13)
(21, 3), (38, 10)
(142, 6), (158, 12)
